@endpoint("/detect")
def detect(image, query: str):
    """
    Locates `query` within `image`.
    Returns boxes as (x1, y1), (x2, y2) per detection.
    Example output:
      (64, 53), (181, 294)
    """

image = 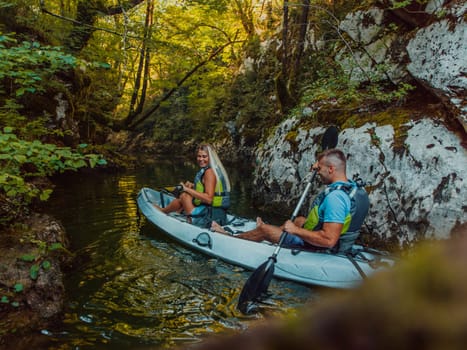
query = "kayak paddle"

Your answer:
(237, 125), (339, 314)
